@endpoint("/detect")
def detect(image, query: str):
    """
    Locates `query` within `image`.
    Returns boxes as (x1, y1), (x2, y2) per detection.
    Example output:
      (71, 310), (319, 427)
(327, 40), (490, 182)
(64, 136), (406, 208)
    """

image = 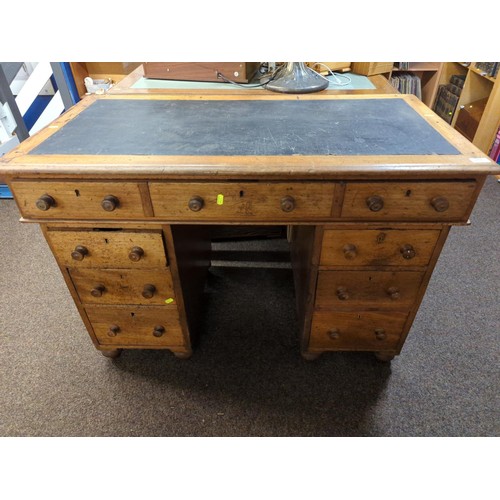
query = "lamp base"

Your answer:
(265, 62), (329, 94)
